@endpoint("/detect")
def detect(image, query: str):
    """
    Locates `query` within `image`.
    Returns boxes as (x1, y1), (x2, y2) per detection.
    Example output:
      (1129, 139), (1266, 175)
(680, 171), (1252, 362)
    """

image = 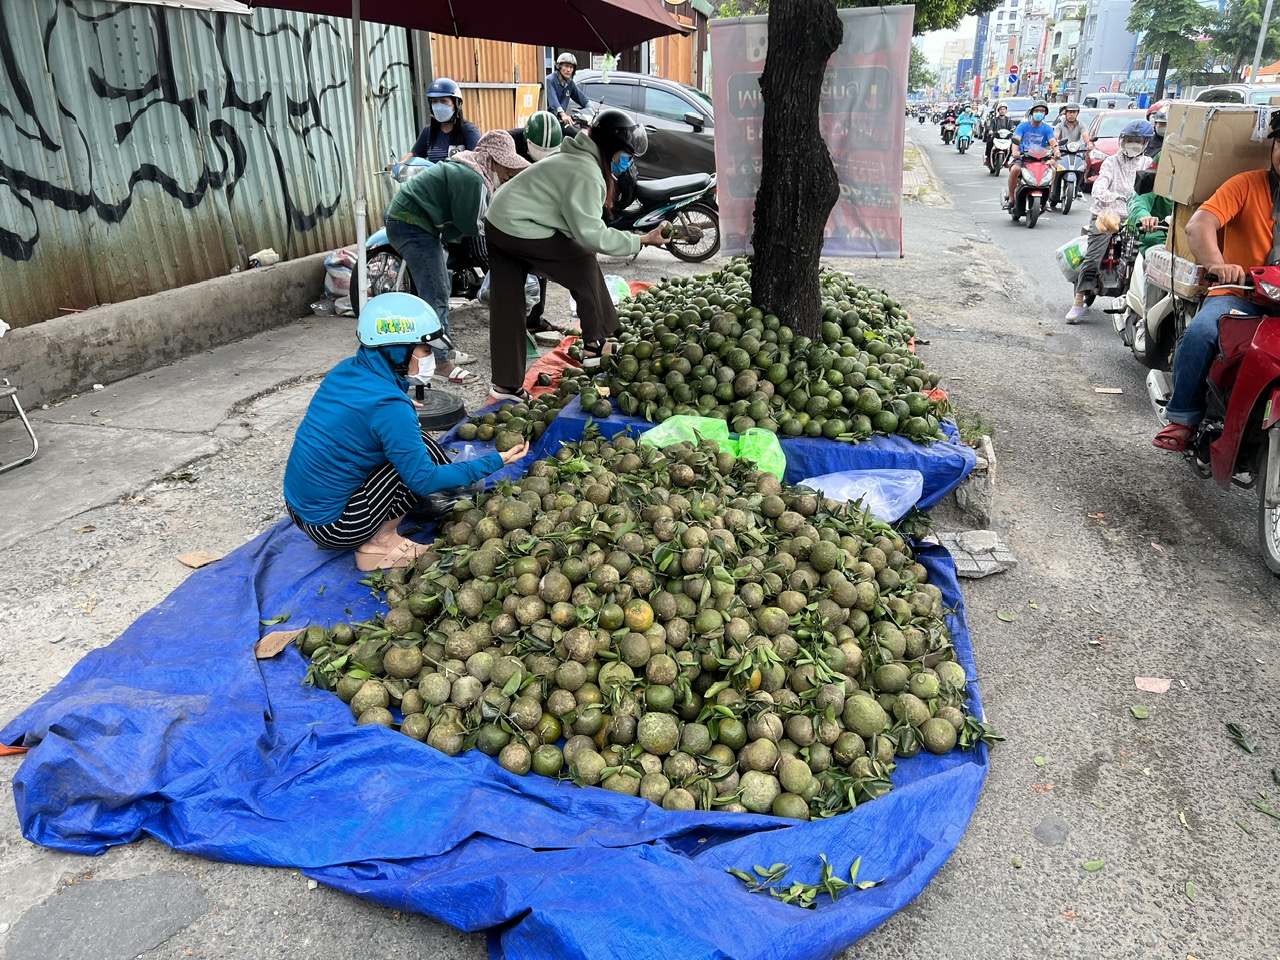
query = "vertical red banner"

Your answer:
(709, 6), (914, 258)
